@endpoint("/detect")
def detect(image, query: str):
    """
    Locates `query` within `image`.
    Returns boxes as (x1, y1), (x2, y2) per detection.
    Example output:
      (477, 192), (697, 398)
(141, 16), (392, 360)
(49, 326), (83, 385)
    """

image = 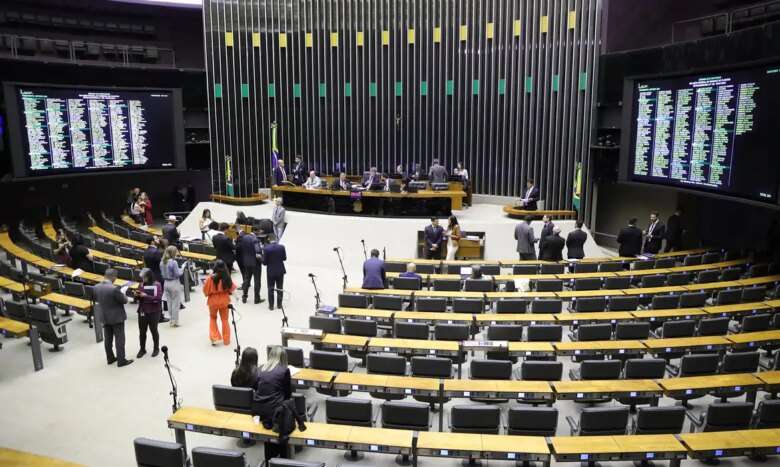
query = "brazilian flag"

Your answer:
(225, 155), (234, 196)
(573, 162), (582, 213)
